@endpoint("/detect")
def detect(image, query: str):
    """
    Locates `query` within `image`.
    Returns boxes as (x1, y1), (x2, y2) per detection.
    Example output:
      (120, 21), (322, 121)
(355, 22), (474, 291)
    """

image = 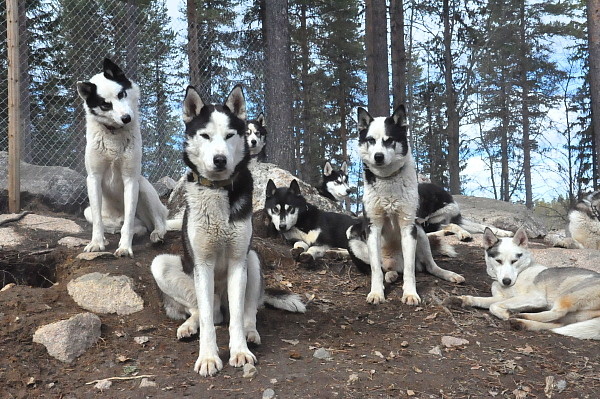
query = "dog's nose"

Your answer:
(213, 155), (227, 170)
(502, 277), (512, 286)
(121, 114), (131, 124)
(374, 152), (384, 164)
(251, 139), (257, 146)
(279, 224), (287, 231)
